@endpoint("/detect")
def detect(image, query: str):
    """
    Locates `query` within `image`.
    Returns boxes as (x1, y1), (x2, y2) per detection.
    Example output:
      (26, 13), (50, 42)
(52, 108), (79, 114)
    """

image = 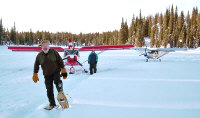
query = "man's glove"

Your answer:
(95, 61), (97, 64)
(61, 68), (67, 79)
(32, 73), (39, 83)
